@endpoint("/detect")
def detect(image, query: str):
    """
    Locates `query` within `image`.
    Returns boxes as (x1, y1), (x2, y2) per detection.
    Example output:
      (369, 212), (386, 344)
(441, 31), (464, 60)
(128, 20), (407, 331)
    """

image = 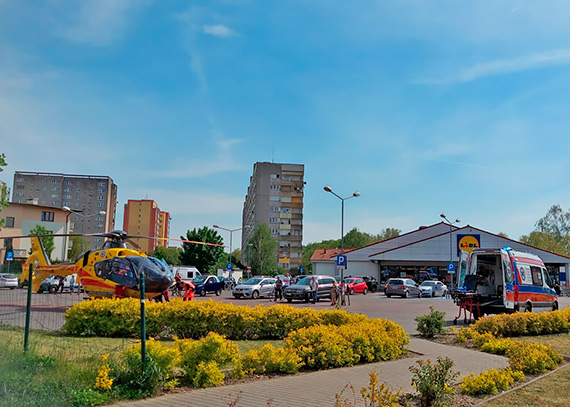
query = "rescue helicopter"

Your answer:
(13, 230), (225, 300)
